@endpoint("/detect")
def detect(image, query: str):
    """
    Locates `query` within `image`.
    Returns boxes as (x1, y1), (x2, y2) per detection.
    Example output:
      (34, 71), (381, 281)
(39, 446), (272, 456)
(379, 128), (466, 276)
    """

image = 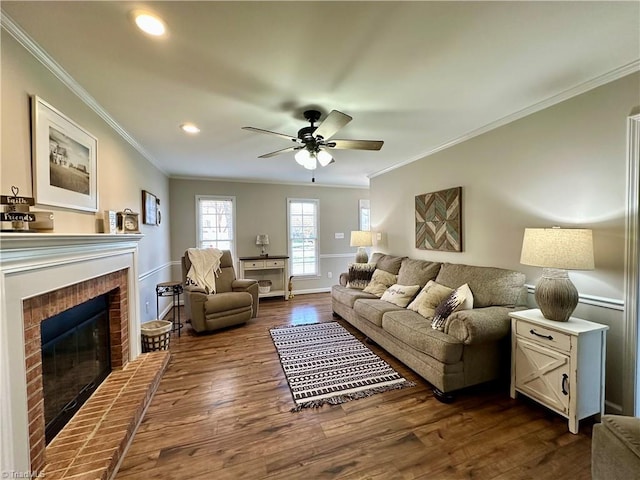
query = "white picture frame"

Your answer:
(31, 96), (98, 212)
